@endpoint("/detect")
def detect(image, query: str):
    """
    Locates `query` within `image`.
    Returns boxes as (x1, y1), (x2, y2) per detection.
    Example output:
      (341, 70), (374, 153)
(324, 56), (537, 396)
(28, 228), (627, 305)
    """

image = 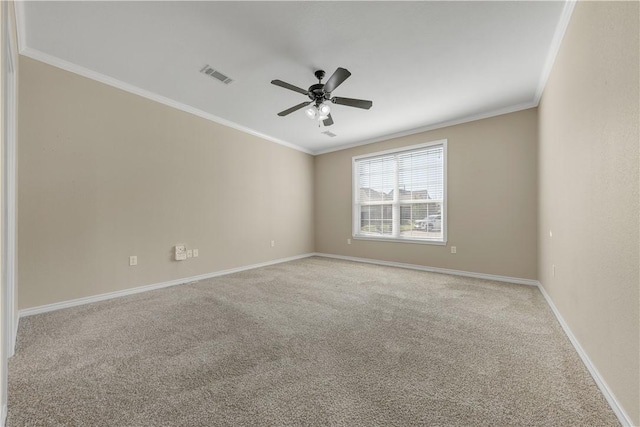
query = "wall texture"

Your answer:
(16, 3), (640, 422)
(538, 1), (639, 424)
(18, 56), (314, 310)
(315, 109), (538, 280)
